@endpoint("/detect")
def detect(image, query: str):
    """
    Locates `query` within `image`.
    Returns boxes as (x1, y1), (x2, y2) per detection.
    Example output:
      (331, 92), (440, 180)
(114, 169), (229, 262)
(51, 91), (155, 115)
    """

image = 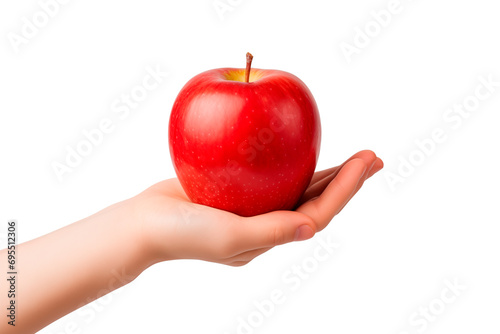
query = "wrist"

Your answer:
(94, 197), (156, 278)
(127, 193), (177, 265)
